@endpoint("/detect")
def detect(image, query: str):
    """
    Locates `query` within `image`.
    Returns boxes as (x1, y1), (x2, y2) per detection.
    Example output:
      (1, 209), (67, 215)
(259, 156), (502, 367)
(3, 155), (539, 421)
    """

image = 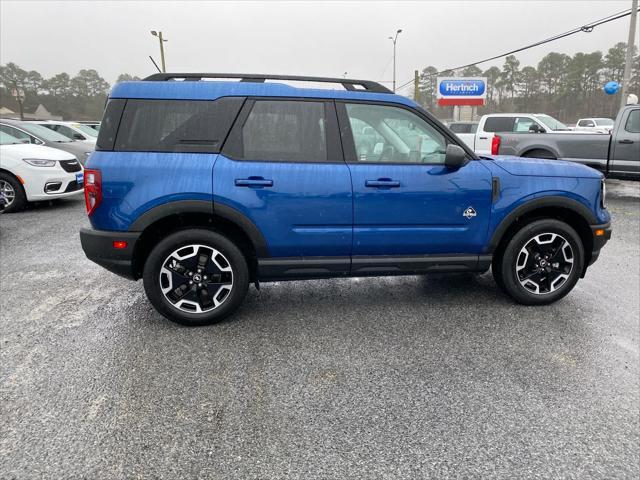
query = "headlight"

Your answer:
(23, 158), (56, 167)
(601, 179), (606, 209)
